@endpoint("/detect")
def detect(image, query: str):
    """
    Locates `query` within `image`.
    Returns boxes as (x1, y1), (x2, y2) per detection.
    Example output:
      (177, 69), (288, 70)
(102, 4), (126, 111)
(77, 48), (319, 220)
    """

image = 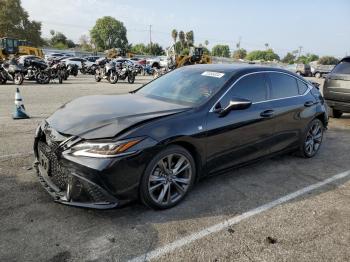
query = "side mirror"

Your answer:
(215, 97), (252, 117)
